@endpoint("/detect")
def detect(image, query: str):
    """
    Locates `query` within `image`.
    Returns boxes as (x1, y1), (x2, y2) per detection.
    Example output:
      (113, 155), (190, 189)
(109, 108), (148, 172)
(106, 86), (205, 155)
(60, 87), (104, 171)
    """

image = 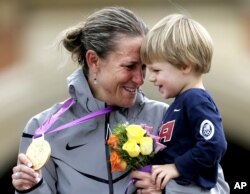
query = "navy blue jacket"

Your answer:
(154, 88), (227, 189)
